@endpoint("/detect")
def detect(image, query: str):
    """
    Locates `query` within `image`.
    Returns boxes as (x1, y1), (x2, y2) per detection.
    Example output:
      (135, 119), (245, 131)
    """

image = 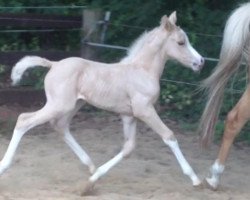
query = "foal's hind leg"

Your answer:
(50, 101), (96, 174)
(205, 85), (250, 190)
(0, 104), (59, 174)
(82, 115), (137, 195)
